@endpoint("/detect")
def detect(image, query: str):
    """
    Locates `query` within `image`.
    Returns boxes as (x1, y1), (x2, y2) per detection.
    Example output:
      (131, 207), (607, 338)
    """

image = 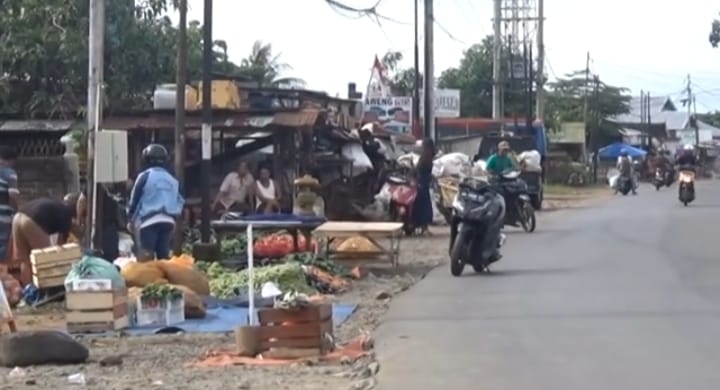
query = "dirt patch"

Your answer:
(543, 186), (612, 211)
(1, 231), (449, 390)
